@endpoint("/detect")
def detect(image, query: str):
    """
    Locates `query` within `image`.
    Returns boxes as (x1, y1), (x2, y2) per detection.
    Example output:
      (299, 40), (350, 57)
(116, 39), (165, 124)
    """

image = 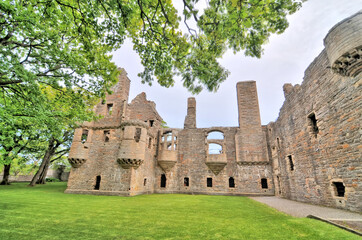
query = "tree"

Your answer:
(1, 0), (305, 183)
(1, 0), (305, 95)
(27, 86), (99, 186)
